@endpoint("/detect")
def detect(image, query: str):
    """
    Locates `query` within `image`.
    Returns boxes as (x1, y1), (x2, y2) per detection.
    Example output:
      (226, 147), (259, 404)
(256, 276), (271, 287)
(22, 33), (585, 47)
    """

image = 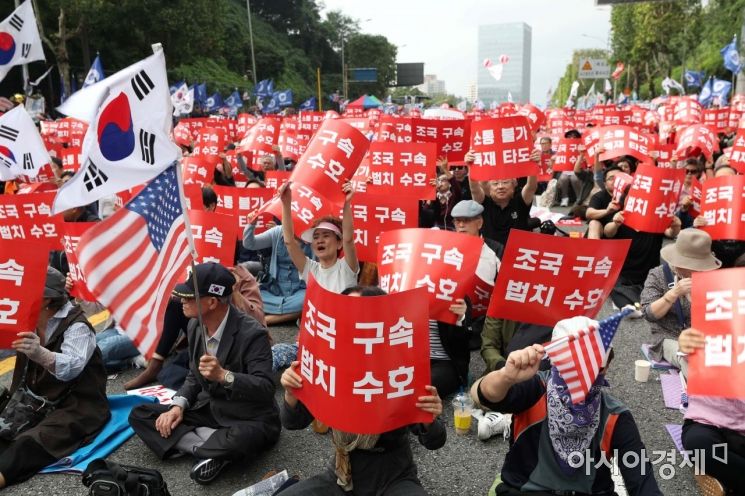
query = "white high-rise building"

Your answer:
(418, 74), (447, 96)
(466, 81), (478, 103)
(477, 22), (532, 105)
